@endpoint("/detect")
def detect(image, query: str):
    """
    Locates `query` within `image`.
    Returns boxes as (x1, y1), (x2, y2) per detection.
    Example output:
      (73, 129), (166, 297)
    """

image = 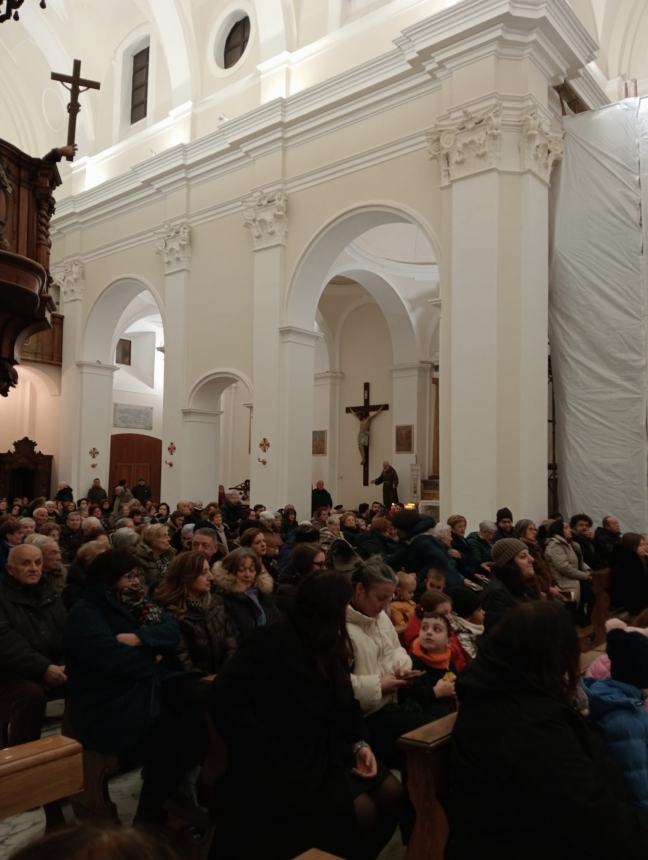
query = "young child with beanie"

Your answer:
(583, 626), (648, 808)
